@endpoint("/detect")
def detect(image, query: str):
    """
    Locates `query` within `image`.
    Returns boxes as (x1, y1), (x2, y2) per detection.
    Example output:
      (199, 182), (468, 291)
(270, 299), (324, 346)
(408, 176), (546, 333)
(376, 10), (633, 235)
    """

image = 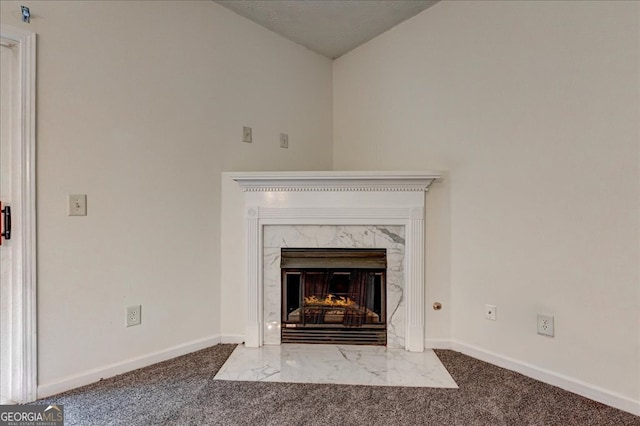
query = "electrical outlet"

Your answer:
(68, 194), (87, 216)
(280, 133), (289, 148)
(126, 305), (142, 327)
(537, 314), (554, 337)
(242, 126), (252, 143)
(484, 304), (497, 321)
